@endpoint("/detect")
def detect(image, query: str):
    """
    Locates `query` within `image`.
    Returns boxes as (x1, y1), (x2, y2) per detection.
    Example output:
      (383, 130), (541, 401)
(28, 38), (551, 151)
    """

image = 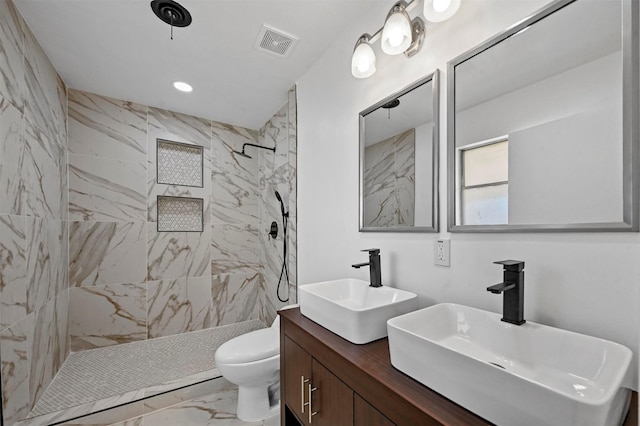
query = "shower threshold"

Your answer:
(18, 320), (266, 426)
